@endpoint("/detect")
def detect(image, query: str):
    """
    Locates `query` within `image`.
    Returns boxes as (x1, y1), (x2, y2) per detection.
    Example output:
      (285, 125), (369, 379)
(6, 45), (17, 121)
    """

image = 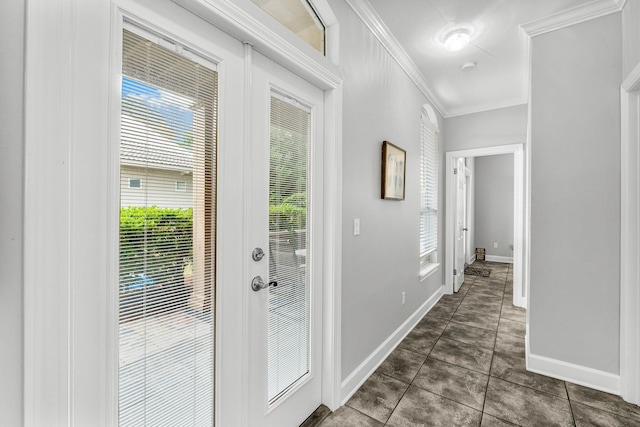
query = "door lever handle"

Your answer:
(251, 276), (278, 292)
